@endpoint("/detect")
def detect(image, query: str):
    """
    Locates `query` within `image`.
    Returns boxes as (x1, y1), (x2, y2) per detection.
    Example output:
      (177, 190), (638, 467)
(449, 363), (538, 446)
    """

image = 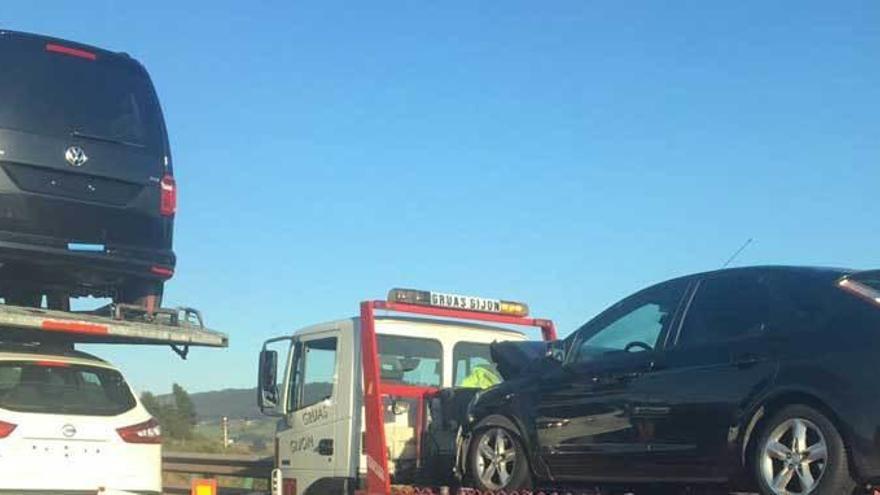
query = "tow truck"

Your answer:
(257, 288), (556, 495)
